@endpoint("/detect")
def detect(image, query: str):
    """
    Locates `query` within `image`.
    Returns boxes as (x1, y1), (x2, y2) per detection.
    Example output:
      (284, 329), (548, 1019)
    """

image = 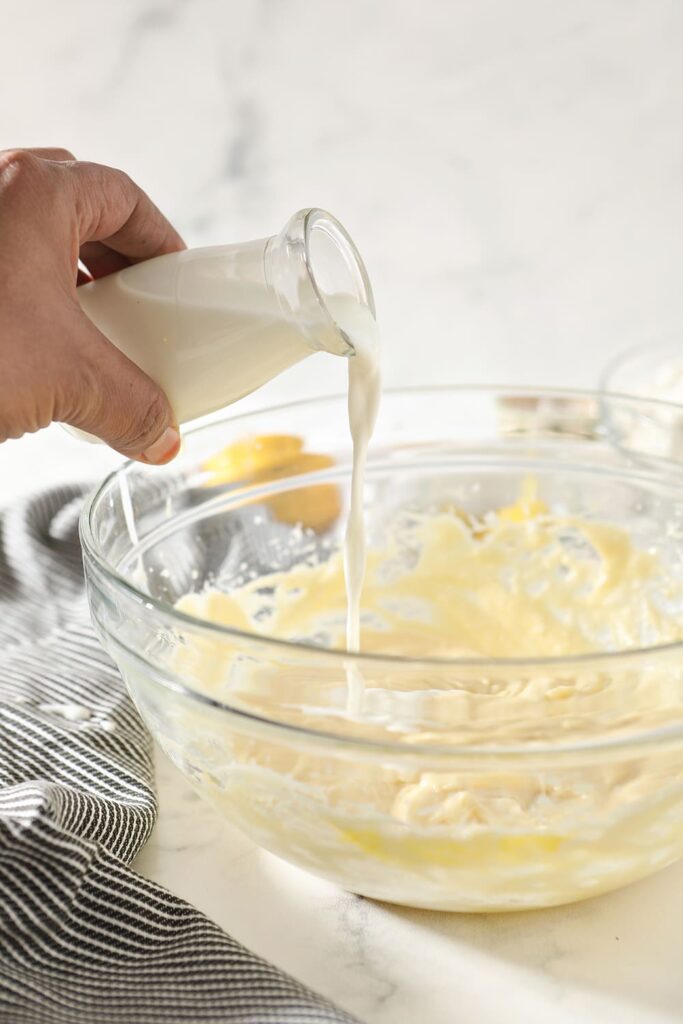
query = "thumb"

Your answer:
(66, 317), (180, 464)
